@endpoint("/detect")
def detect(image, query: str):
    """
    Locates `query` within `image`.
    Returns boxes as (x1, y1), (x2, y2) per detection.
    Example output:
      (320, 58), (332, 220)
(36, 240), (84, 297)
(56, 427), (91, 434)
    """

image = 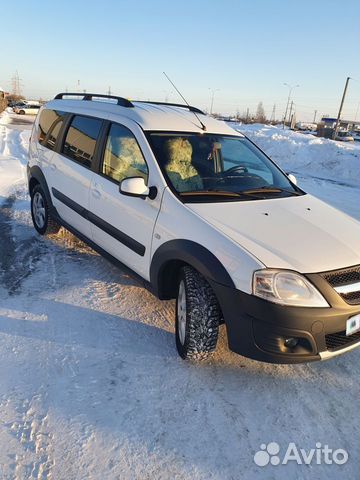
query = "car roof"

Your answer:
(44, 98), (241, 135)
